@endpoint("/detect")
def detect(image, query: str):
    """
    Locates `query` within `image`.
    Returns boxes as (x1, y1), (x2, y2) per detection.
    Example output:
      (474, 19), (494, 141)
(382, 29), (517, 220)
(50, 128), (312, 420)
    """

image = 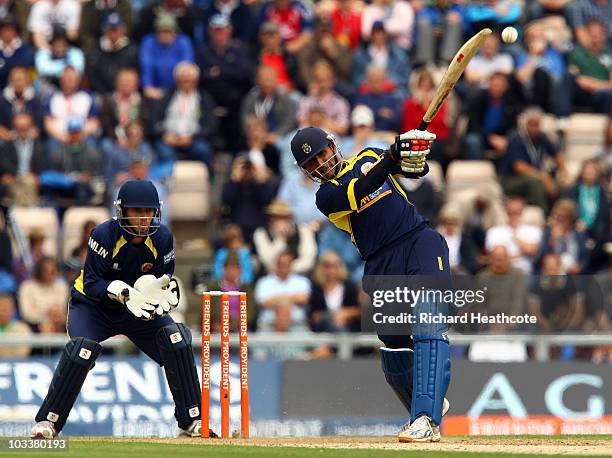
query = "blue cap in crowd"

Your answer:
(209, 14), (230, 29)
(104, 13), (124, 29)
(372, 20), (385, 32)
